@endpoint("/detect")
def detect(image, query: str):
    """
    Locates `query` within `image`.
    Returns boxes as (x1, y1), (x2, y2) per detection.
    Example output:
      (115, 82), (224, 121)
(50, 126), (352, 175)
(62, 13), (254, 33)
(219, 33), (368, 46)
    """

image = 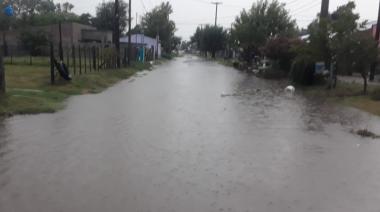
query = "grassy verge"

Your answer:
(0, 62), (154, 116)
(216, 58), (235, 67)
(303, 81), (380, 116)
